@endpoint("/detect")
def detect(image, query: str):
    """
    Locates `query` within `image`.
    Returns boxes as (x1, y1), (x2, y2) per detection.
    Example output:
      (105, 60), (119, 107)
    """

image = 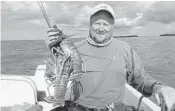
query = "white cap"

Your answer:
(90, 3), (115, 20)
